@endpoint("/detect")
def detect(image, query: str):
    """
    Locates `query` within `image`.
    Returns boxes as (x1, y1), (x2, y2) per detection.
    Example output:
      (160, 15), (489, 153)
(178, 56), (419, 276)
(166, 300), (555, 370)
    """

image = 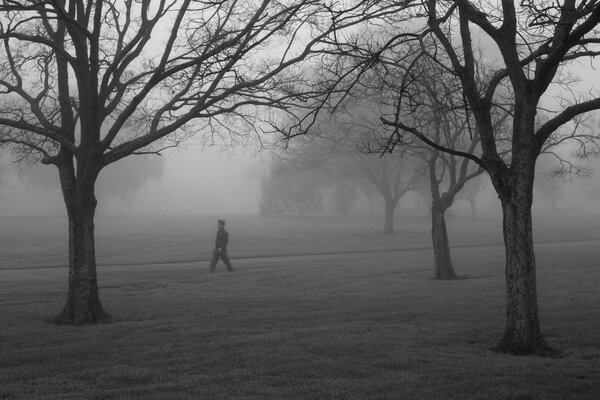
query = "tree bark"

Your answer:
(54, 172), (109, 325)
(431, 203), (457, 280)
(487, 132), (552, 354)
(493, 192), (552, 355)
